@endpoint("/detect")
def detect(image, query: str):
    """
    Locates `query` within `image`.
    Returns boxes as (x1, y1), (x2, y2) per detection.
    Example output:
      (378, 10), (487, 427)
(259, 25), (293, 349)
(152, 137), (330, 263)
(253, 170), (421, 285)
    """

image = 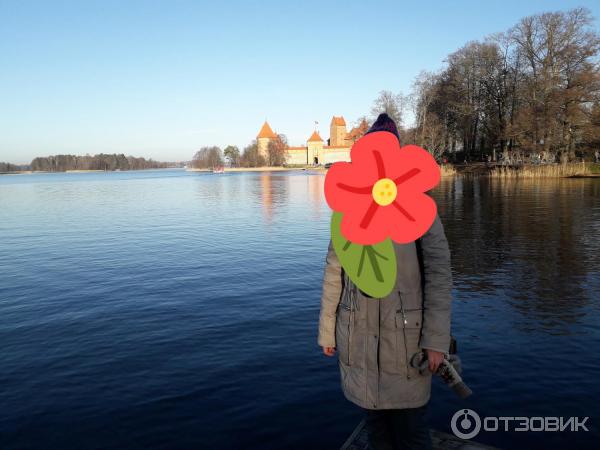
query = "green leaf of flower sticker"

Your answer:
(330, 212), (397, 298)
